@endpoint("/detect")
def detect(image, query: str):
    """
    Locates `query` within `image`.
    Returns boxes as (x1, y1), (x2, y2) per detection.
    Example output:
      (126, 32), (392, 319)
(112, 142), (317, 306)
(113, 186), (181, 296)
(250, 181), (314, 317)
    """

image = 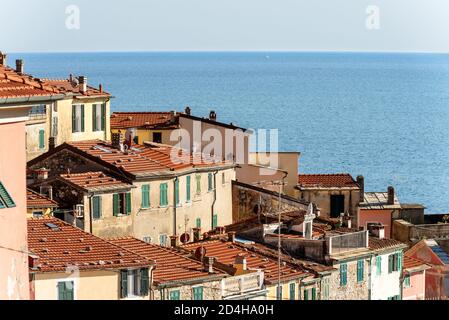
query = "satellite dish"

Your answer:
(194, 246), (206, 260)
(180, 232), (190, 244)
